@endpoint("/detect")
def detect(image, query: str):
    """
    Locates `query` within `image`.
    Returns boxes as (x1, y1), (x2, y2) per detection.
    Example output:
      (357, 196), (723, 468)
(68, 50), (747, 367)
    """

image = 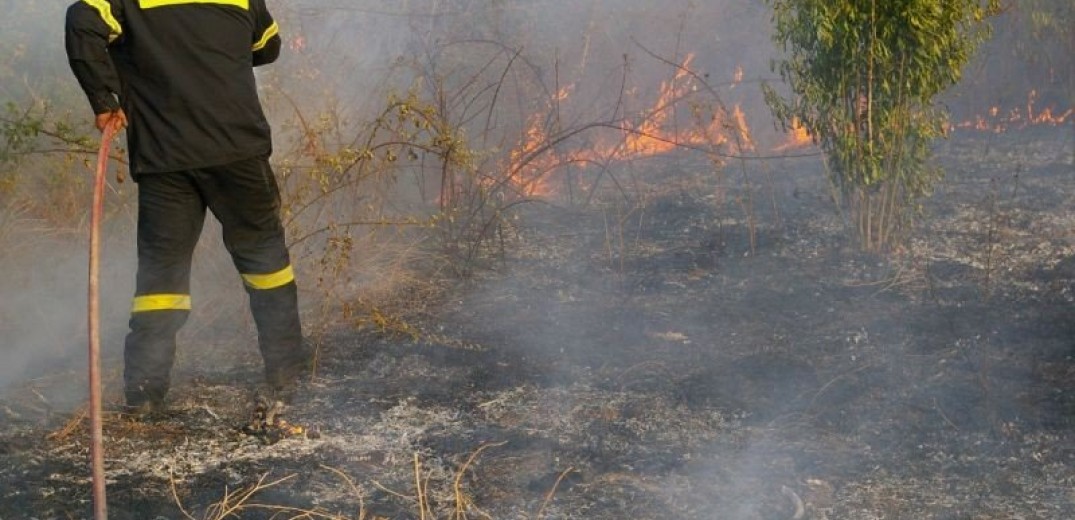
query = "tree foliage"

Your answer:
(763, 0), (998, 251)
